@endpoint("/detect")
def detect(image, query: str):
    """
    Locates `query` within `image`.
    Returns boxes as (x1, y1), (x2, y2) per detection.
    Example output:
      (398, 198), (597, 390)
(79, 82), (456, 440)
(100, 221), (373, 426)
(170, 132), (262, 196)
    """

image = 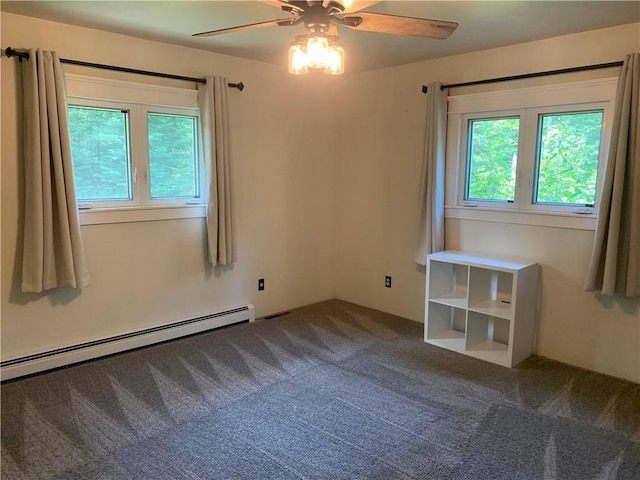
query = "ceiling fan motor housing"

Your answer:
(303, 3), (334, 34)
